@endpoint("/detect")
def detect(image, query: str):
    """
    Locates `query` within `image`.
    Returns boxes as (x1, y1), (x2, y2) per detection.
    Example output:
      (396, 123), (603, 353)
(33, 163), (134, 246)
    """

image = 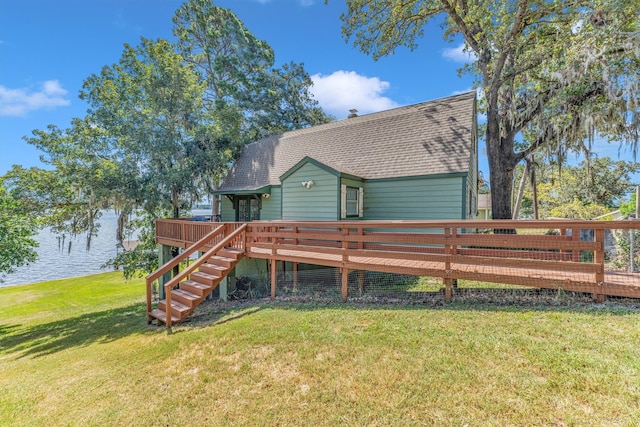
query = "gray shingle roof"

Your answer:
(218, 91), (476, 192)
